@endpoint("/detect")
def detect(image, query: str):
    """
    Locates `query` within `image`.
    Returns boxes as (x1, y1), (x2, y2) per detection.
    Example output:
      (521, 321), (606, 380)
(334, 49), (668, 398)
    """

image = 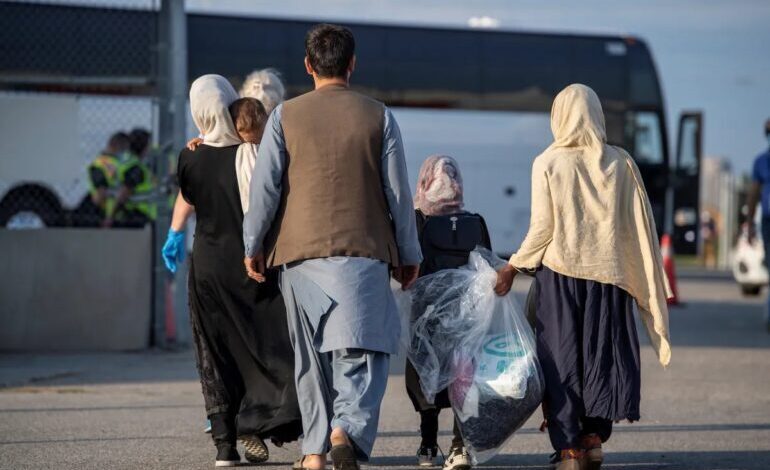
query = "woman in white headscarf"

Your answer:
(495, 84), (672, 470)
(171, 74), (301, 467)
(240, 68), (286, 114)
(408, 155), (492, 469)
(164, 68), (287, 238)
